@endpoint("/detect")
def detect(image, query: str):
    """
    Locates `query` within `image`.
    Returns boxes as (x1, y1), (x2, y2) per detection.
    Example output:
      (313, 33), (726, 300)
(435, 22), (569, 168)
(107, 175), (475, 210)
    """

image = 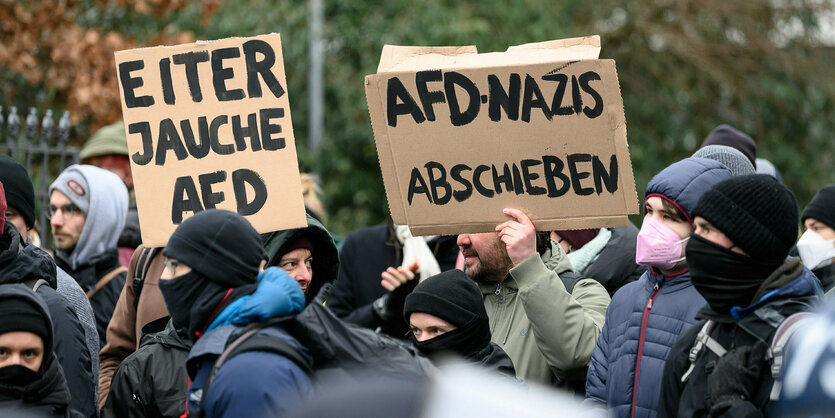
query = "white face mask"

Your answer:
(797, 229), (835, 270)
